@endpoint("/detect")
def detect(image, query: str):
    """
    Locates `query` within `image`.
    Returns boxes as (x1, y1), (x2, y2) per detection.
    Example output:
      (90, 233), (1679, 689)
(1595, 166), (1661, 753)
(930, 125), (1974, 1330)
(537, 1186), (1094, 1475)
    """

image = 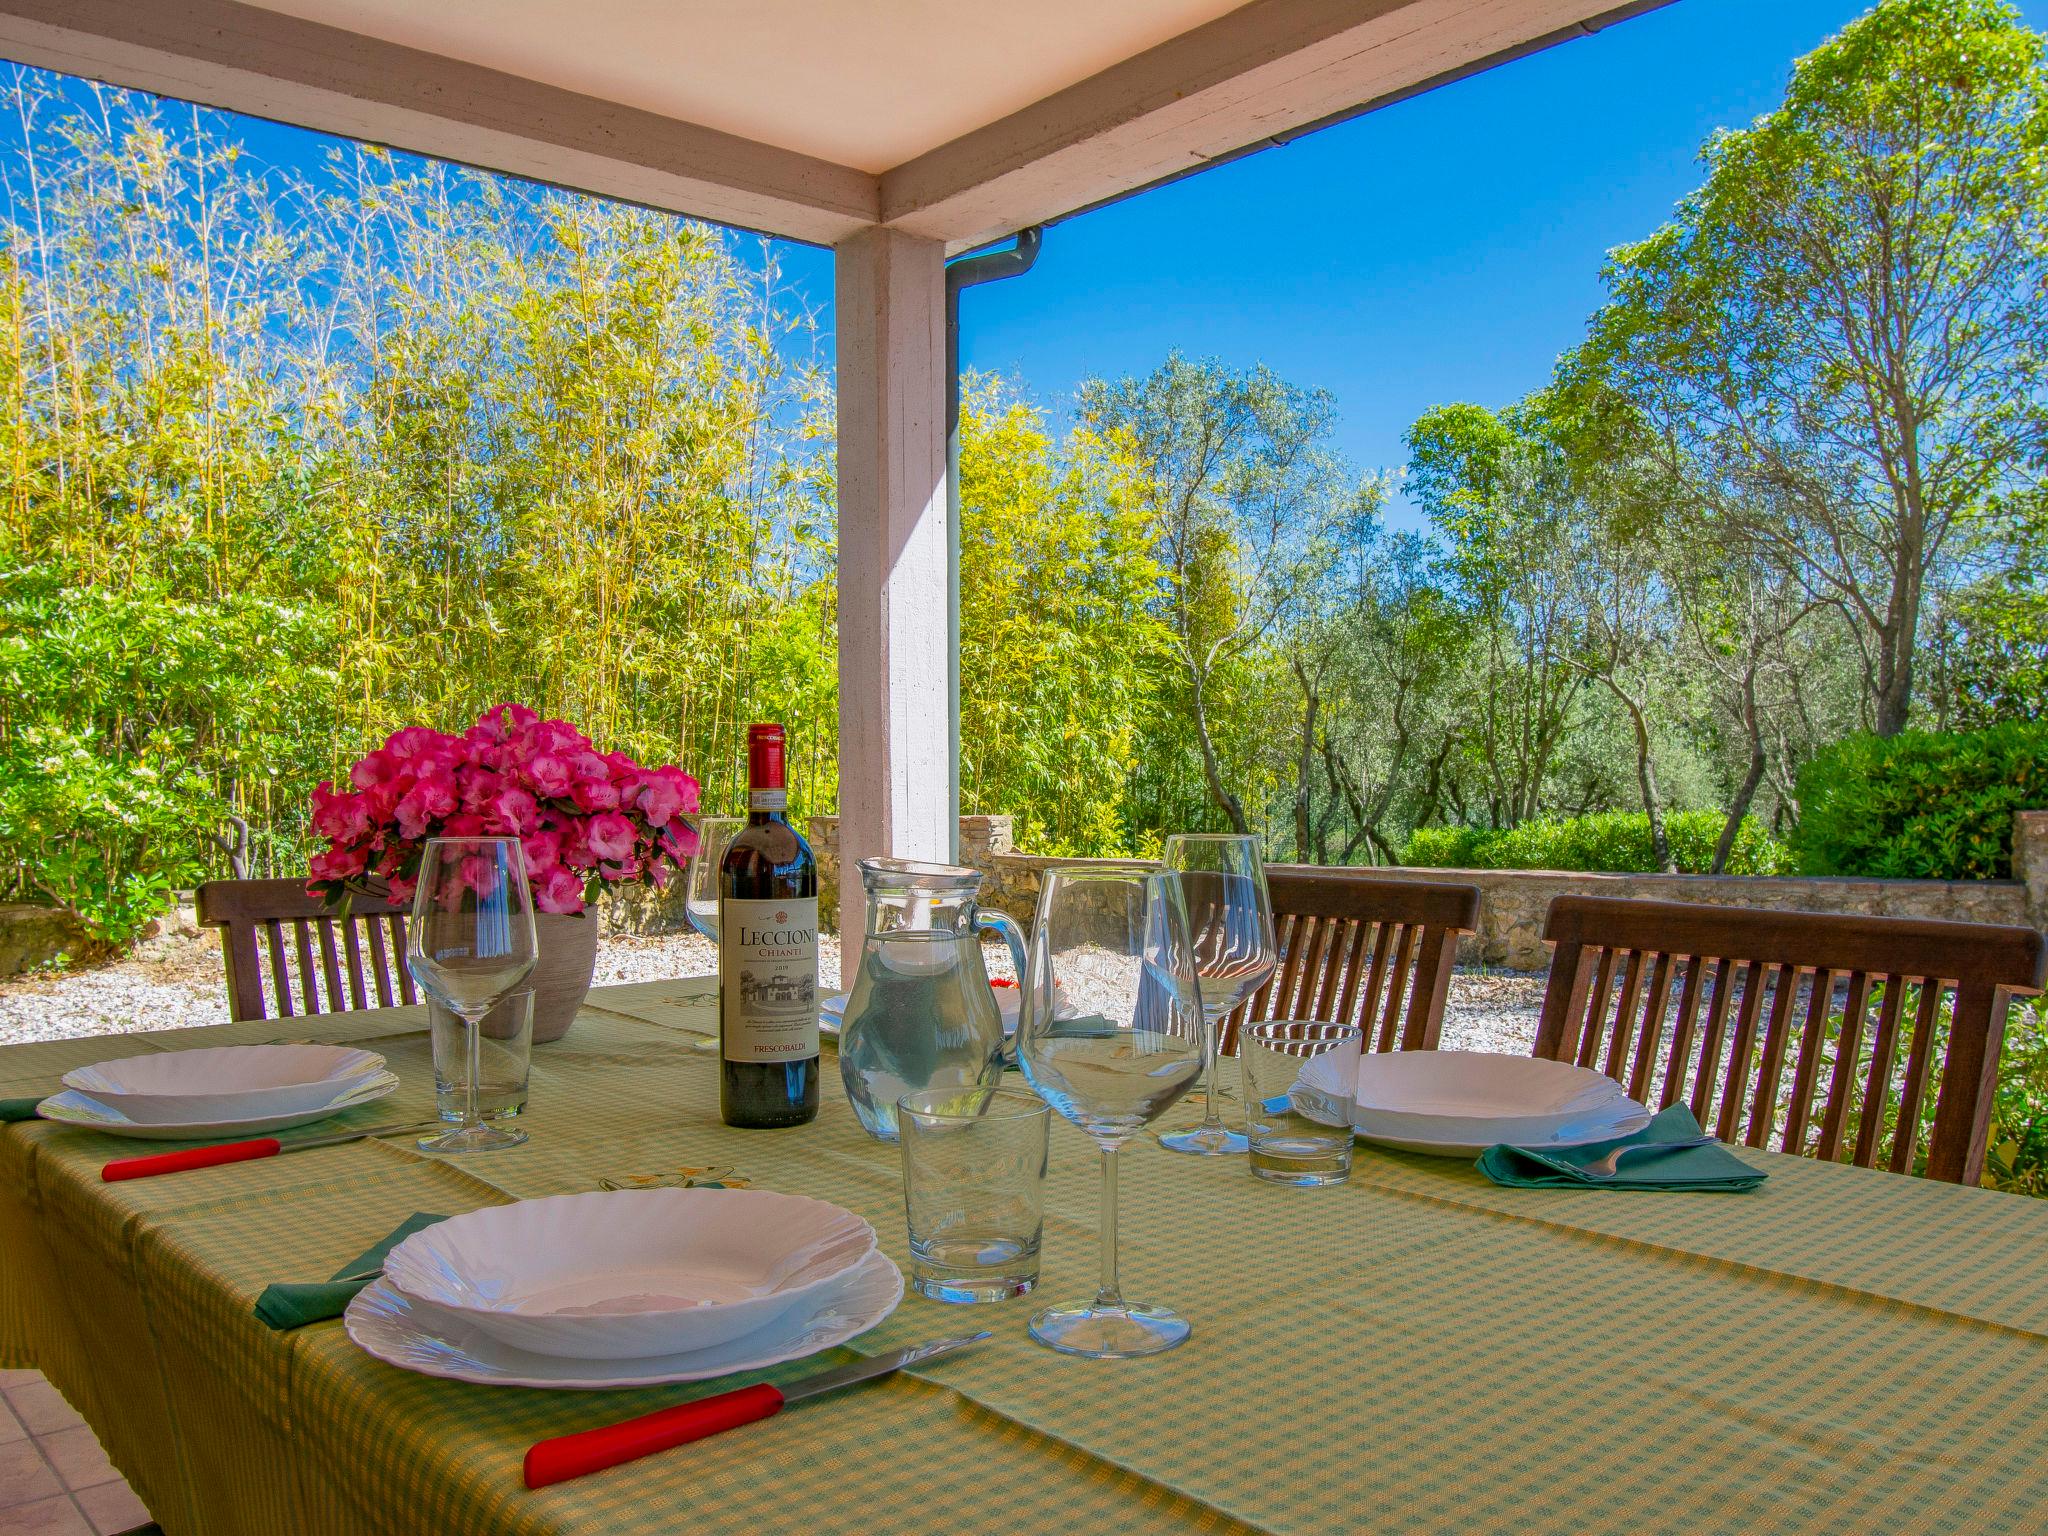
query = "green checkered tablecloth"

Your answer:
(6, 979), (2048, 1535)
